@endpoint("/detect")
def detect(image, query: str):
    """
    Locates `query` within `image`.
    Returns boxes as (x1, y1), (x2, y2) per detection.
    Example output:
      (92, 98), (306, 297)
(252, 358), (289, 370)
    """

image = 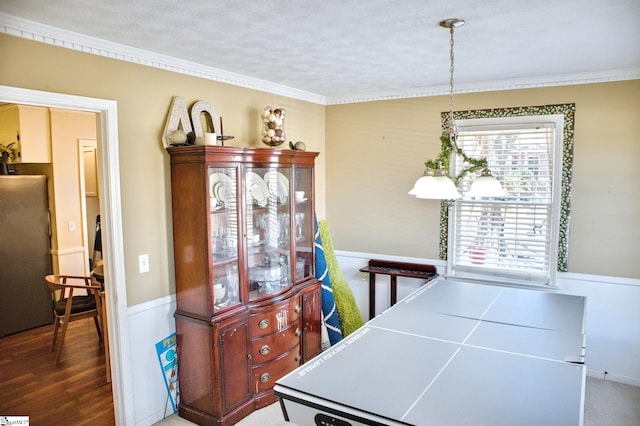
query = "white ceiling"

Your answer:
(1, 0), (639, 104)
